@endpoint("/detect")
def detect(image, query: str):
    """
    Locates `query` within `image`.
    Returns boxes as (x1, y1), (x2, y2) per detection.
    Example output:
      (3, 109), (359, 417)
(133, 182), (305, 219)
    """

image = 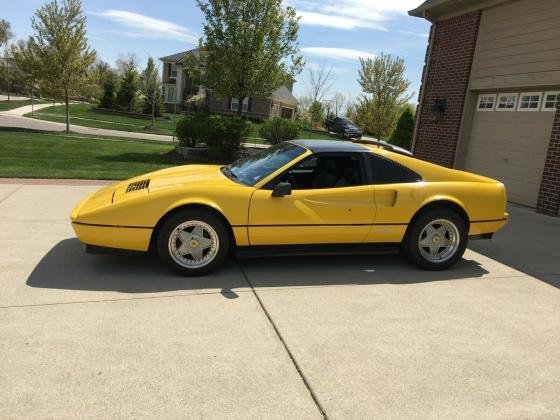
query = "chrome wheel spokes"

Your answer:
(418, 219), (460, 263)
(169, 221), (219, 268)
